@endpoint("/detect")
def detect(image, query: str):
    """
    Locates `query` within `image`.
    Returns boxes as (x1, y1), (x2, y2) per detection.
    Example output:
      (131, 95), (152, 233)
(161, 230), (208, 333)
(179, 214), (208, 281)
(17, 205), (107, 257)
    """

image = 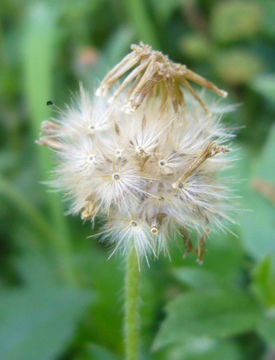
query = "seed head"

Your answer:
(37, 44), (235, 264)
